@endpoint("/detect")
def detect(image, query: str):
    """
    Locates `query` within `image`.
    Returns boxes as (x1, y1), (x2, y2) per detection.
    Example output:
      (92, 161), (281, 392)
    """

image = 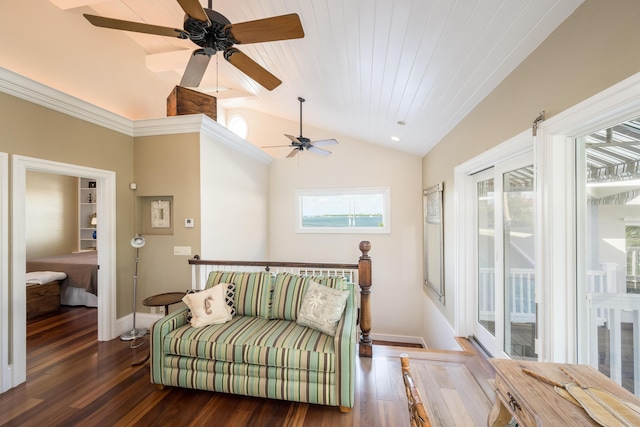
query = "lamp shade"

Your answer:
(131, 235), (146, 248)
